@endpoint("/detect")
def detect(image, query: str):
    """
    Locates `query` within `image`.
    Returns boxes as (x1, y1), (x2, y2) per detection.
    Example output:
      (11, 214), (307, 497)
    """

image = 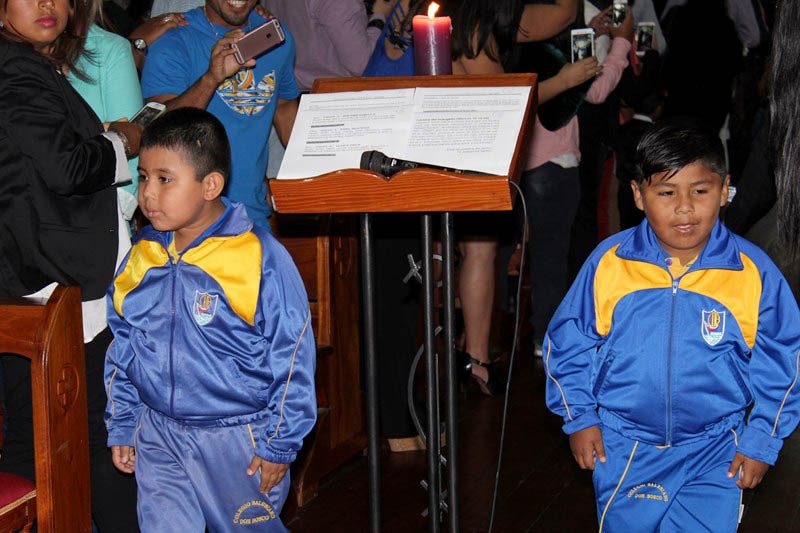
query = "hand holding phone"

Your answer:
(559, 57), (602, 90)
(108, 121), (143, 158)
(609, 4), (635, 42)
